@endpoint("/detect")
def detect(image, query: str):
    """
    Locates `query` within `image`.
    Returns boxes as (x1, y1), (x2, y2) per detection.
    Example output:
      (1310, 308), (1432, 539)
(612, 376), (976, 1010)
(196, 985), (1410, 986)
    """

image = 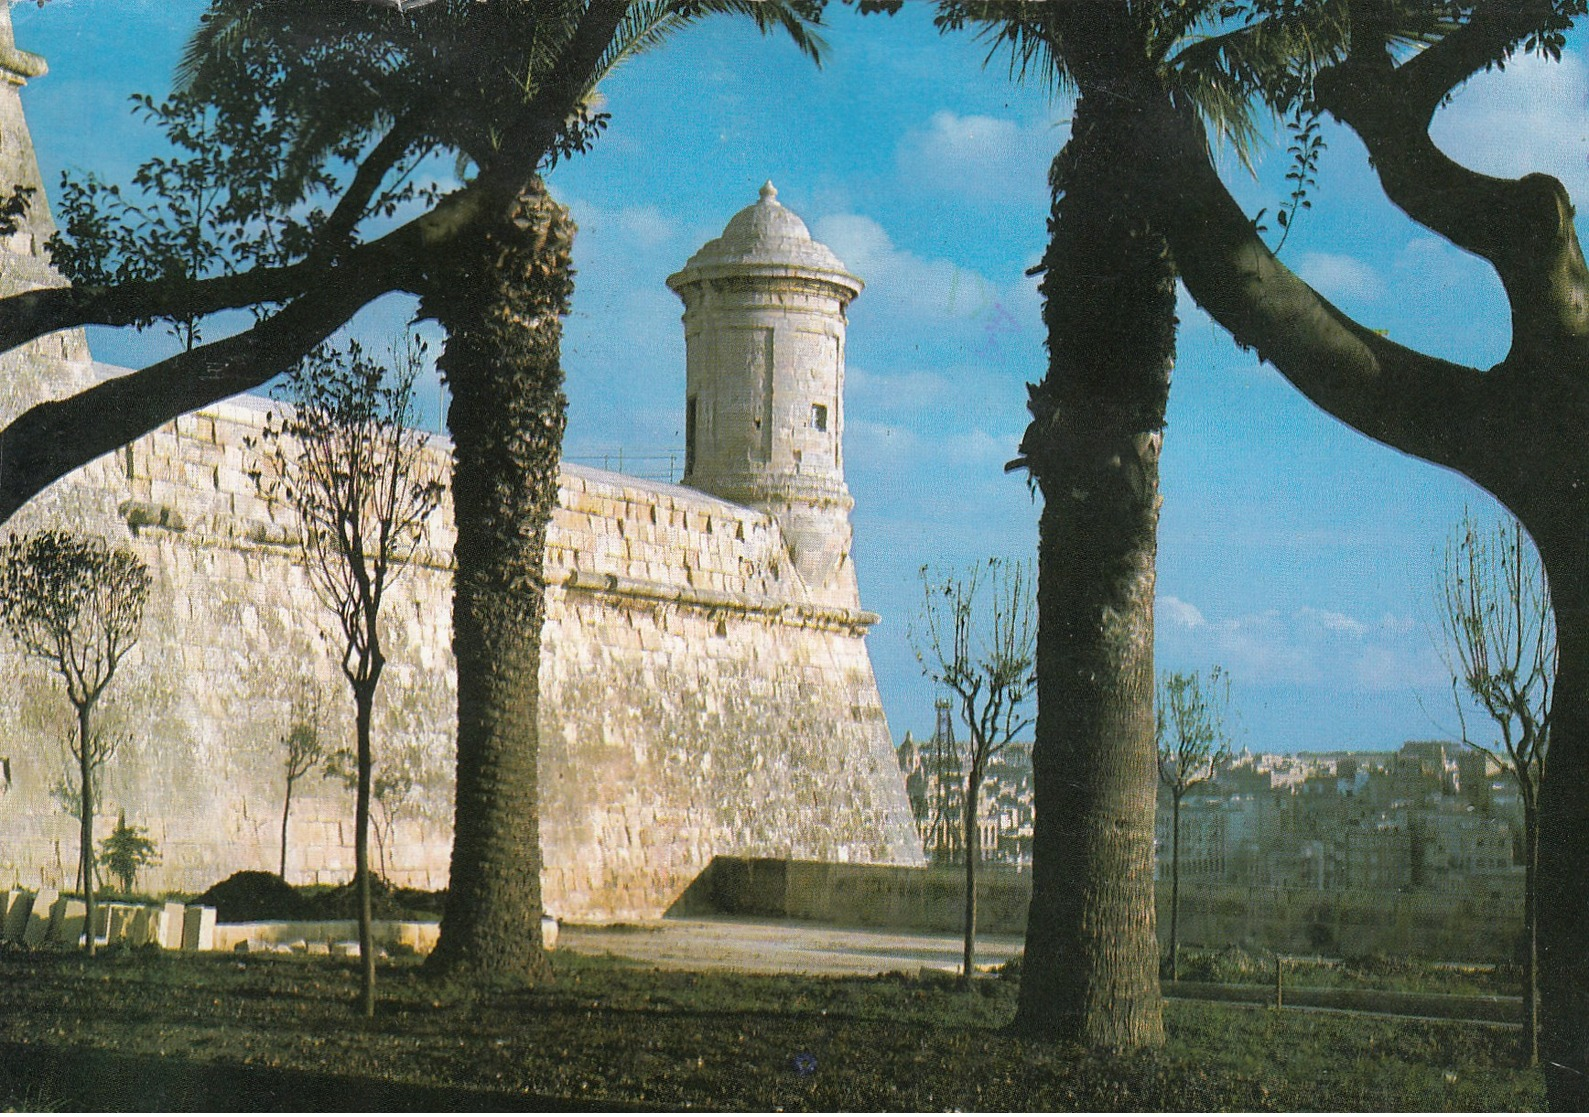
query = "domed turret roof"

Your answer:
(668, 181), (861, 294)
